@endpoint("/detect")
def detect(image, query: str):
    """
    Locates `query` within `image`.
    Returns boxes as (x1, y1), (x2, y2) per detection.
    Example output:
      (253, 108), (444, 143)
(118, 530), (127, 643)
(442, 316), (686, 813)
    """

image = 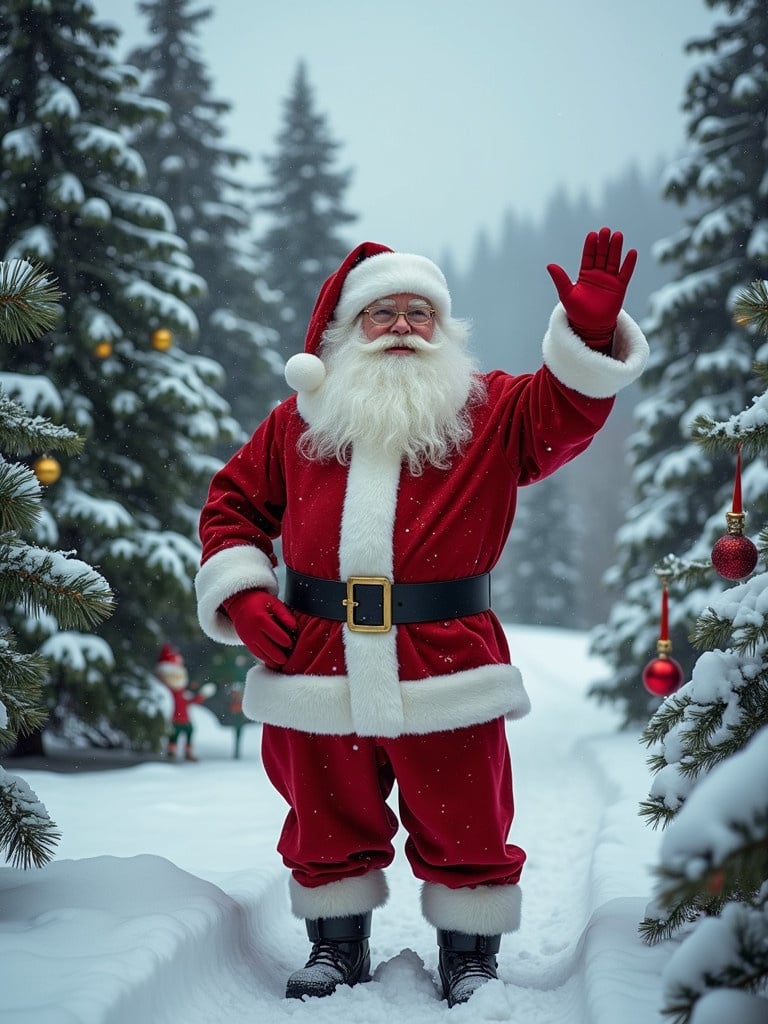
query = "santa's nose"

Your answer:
(390, 312), (412, 334)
